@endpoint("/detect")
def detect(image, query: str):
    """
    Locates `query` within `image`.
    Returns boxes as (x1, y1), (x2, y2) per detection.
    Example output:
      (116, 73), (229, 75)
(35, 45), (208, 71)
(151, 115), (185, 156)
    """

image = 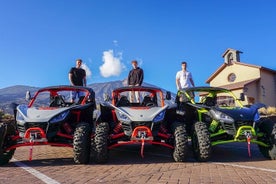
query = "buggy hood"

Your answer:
(214, 103), (265, 121)
(214, 106), (258, 121)
(17, 104), (72, 122)
(115, 105), (168, 122)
